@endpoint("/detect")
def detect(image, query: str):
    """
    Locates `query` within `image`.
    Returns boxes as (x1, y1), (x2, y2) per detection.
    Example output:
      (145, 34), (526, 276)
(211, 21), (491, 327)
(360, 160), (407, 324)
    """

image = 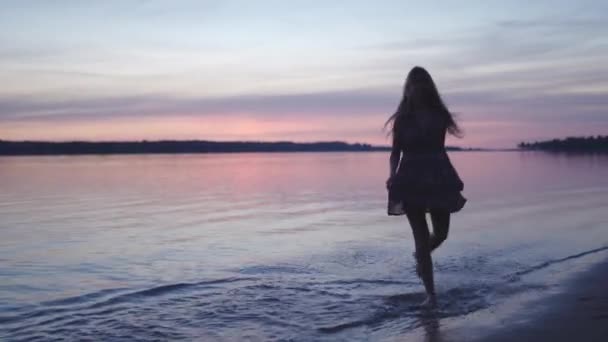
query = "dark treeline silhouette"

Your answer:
(518, 136), (608, 152)
(0, 140), (404, 156)
(0, 140), (466, 156)
(0, 140), (467, 156)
